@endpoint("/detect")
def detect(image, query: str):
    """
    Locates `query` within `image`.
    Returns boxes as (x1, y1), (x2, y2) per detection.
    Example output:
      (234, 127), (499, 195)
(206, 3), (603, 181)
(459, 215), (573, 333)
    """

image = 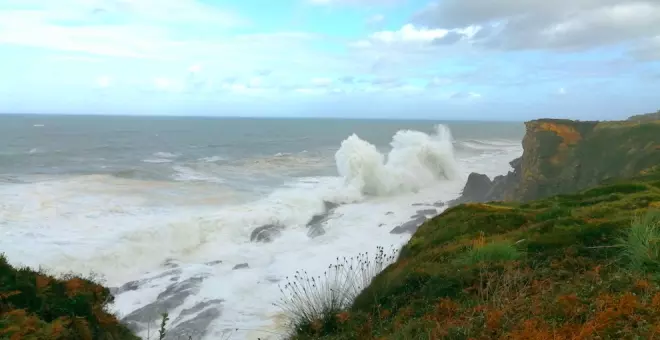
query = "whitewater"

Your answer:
(0, 116), (524, 339)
